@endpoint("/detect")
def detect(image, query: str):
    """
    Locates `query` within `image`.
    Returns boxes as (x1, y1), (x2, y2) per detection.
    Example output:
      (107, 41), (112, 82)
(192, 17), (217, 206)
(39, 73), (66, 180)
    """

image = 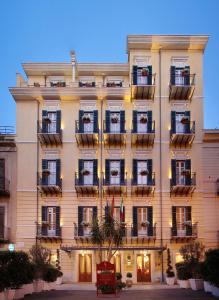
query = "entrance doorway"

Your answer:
(136, 254), (151, 282)
(79, 254), (92, 282)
